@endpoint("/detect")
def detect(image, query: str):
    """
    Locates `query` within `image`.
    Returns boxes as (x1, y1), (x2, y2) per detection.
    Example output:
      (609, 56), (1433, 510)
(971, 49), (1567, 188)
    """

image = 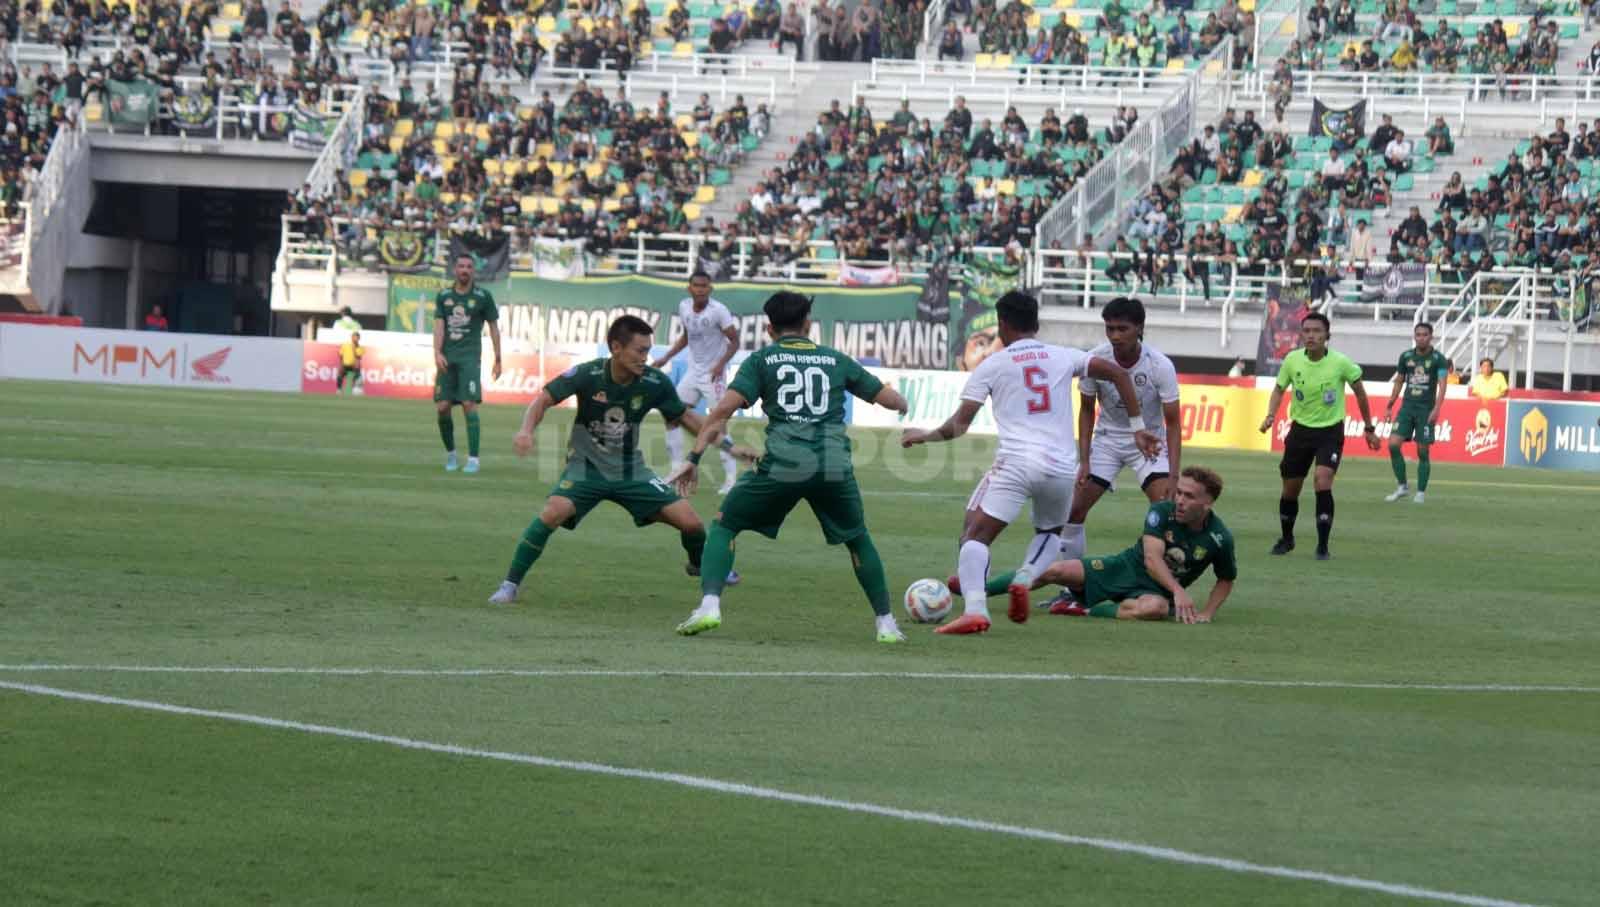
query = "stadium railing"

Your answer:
(536, 67), (783, 107)
(78, 78), (363, 143)
(866, 58), (1196, 95)
(0, 114), (90, 311)
(1245, 68), (1600, 103)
